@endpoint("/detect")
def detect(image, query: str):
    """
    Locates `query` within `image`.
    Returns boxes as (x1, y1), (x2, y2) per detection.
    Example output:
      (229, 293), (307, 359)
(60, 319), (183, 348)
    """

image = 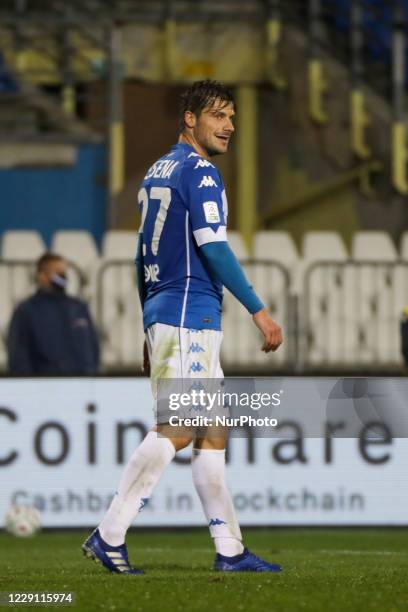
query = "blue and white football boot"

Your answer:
(214, 548), (282, 573)
(82, 529), (144, 575)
